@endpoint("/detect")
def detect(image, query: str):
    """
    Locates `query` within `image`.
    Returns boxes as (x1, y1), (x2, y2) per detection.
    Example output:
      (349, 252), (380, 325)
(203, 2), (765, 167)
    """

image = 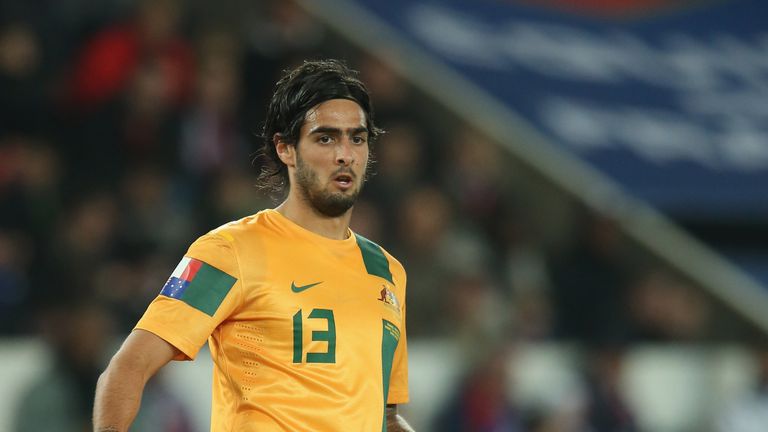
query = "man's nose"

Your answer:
(335, 139), (354, 166)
